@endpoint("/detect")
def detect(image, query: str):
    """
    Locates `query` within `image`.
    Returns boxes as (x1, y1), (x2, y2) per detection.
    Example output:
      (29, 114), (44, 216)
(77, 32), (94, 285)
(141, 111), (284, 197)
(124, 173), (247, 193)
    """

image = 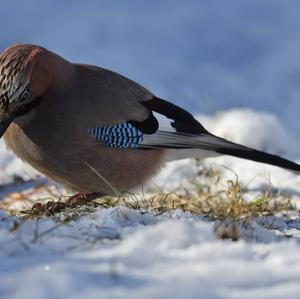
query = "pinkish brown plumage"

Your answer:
(1, 44), (300, 197)
(1, 44), (163, 194)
